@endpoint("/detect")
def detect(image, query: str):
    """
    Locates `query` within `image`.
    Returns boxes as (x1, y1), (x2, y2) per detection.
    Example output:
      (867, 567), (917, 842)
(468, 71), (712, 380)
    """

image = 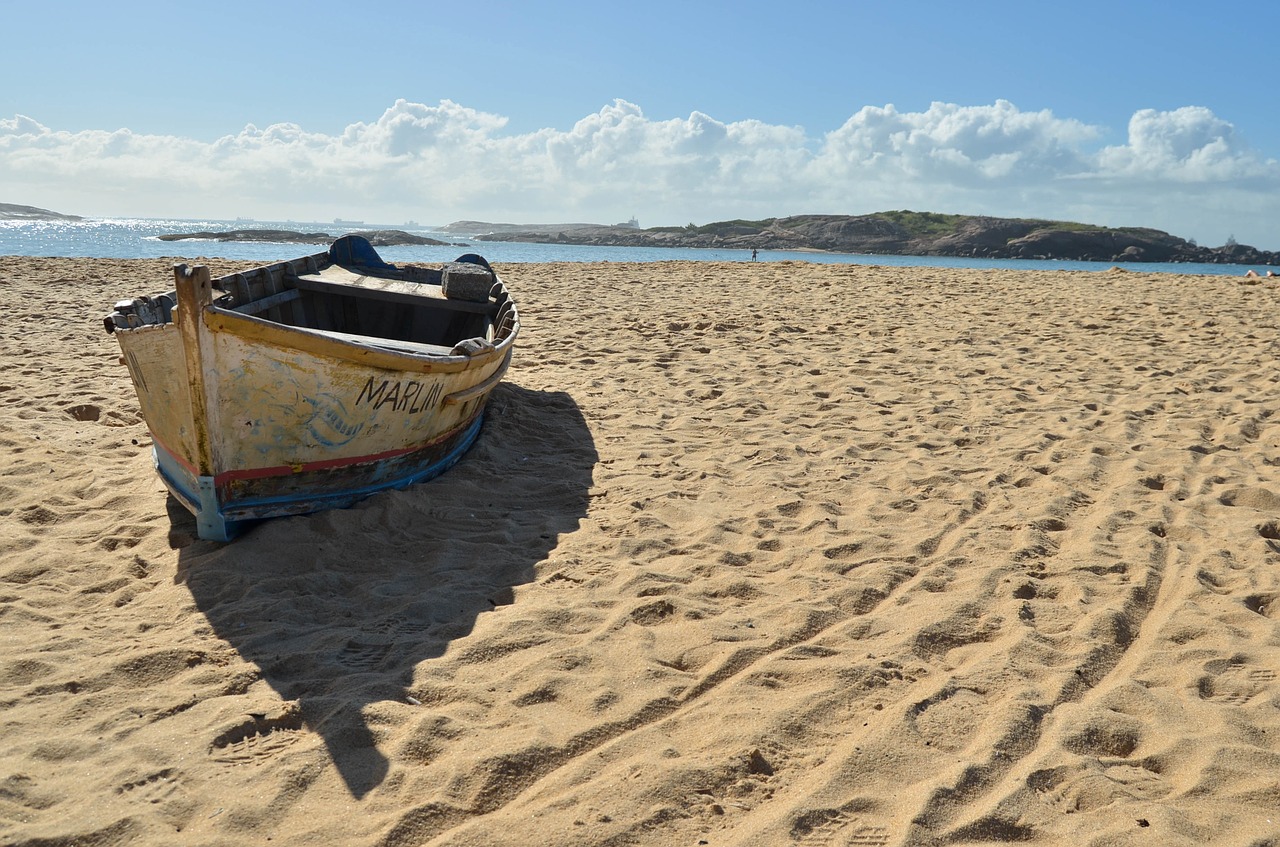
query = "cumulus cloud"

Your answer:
(1095, 106), (1271, 181)
(2, 98), (1278, 245)
(813, 100), (1098, 183)
(537, 101), (810, 215)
